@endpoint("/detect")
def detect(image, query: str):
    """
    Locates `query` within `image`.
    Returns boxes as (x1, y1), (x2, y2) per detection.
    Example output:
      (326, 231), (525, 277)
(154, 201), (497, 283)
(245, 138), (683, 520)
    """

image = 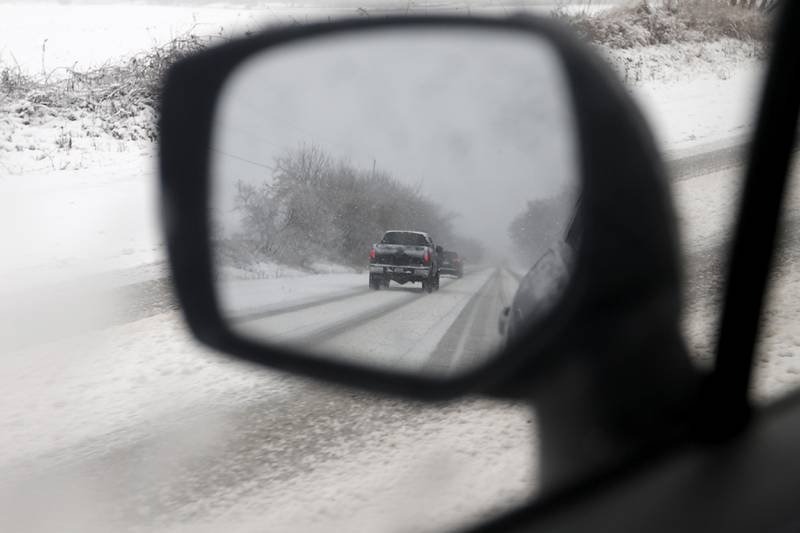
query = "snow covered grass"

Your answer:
(555, 1), (771, 49)
(602, 37), (762, 85)
(627, 48), (763, 150)
(0, 4), (266, 78)
(0, 2), (616, 85)
(0, 102), (152, 174)
(0, 149), (164, 292)
(0, 33), (210, 177)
